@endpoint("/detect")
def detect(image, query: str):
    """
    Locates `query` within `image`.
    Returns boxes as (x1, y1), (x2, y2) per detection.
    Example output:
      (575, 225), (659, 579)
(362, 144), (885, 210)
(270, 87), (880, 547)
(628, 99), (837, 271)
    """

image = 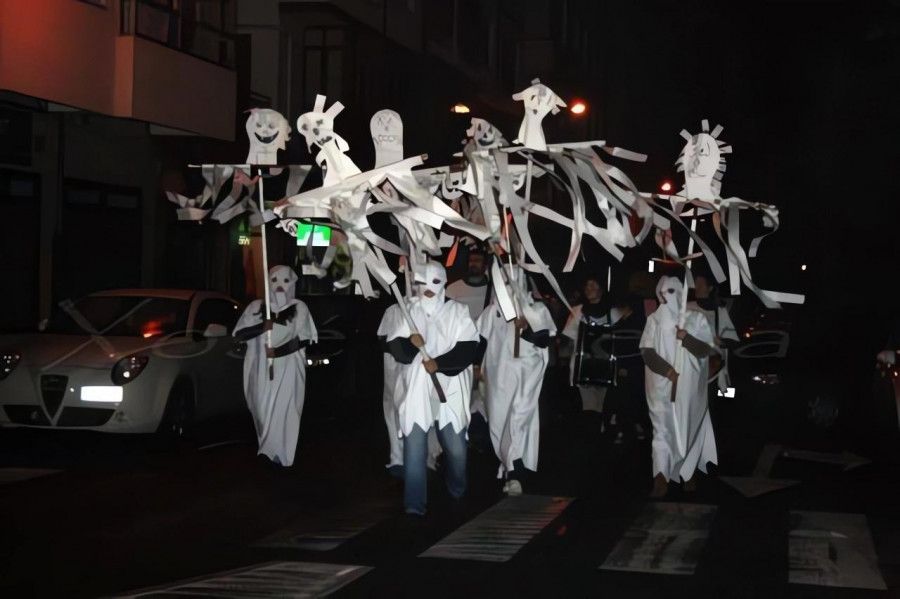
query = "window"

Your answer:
(303, 27), (344, 109)
(193, 299), (240, 334)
